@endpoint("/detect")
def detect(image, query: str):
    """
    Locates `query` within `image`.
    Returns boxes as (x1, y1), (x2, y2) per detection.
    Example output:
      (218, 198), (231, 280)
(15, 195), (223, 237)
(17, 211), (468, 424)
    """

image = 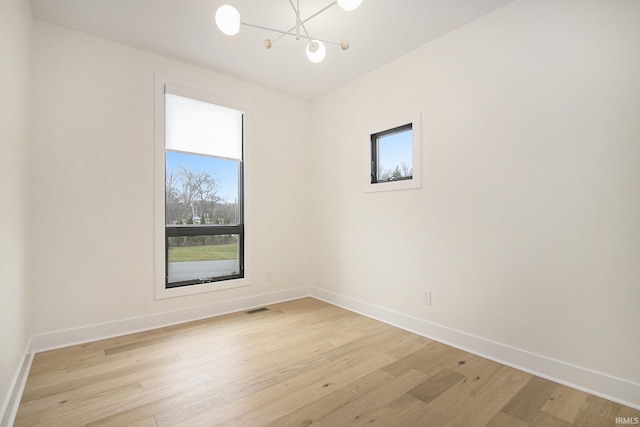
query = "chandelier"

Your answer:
(215, 0), (363, 63)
